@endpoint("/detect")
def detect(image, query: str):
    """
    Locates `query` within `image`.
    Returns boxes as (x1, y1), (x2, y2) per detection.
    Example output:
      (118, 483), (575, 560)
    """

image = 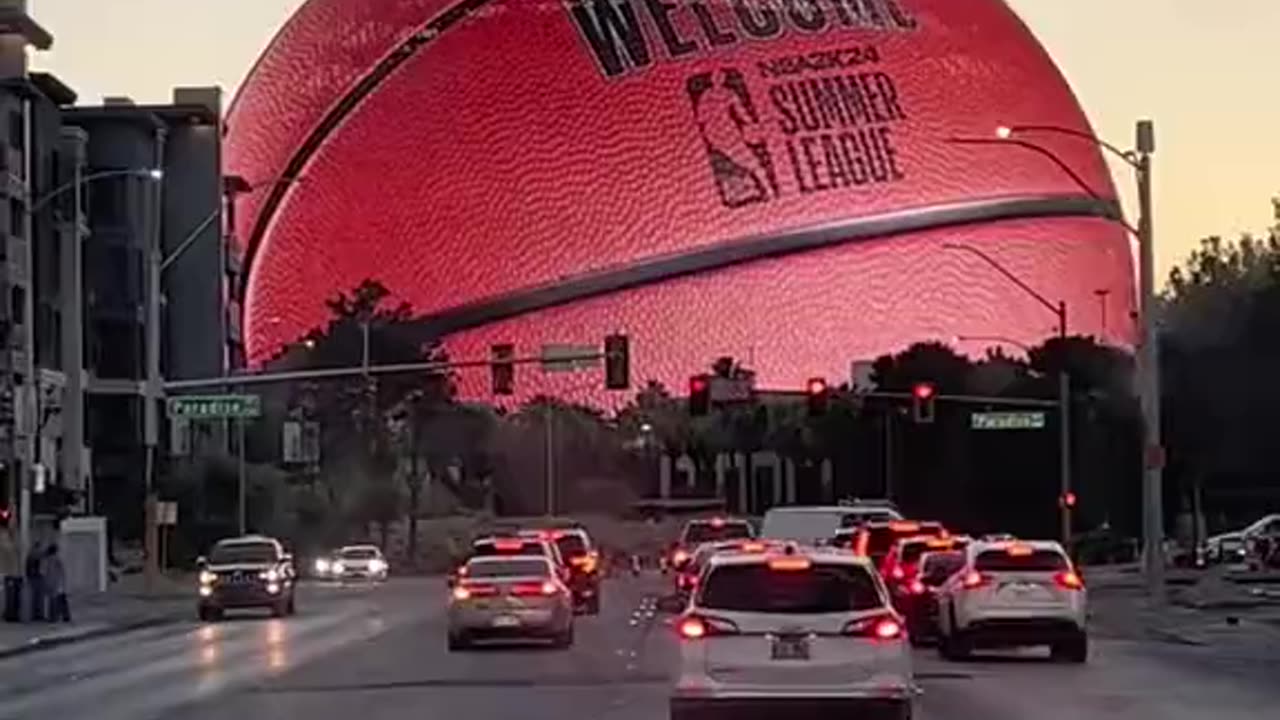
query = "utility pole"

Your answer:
(1057, 301), (1072, 547)
(17, 95), (35, 572)
(1135, 120), (1164, 597)
(545, 405), (555, 517)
